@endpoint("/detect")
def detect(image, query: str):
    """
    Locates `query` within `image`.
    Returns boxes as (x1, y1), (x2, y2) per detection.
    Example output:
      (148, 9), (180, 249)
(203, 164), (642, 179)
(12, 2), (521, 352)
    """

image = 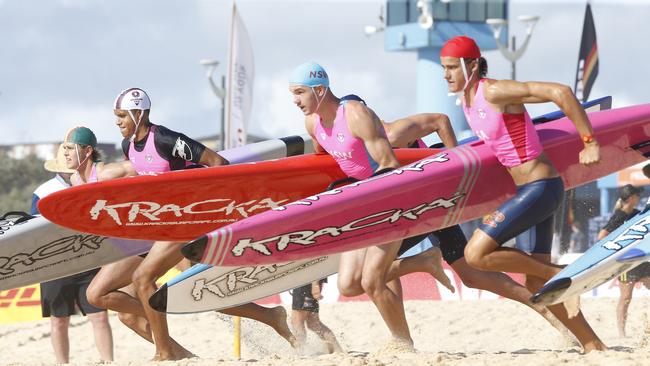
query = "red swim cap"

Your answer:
(440, 36), (481, 58)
